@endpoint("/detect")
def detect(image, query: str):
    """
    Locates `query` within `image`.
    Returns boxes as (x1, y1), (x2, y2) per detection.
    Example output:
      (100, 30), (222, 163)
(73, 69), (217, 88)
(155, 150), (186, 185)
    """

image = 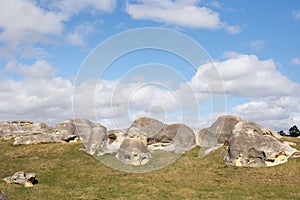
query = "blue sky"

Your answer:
(0, 0), (300, 132)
